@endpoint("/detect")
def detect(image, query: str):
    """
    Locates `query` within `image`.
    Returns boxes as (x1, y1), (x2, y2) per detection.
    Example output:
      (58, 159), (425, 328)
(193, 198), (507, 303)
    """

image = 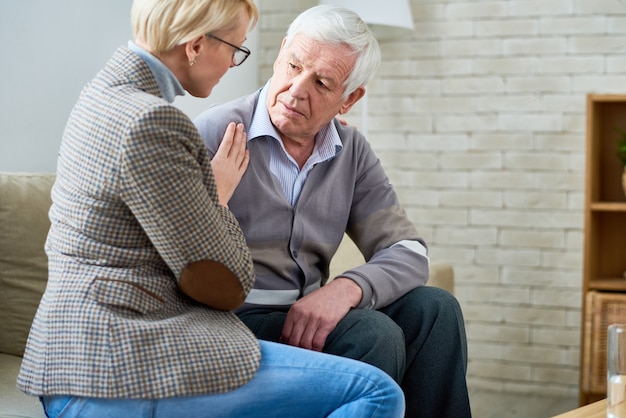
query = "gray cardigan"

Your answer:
(194, 88), (429, 312)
